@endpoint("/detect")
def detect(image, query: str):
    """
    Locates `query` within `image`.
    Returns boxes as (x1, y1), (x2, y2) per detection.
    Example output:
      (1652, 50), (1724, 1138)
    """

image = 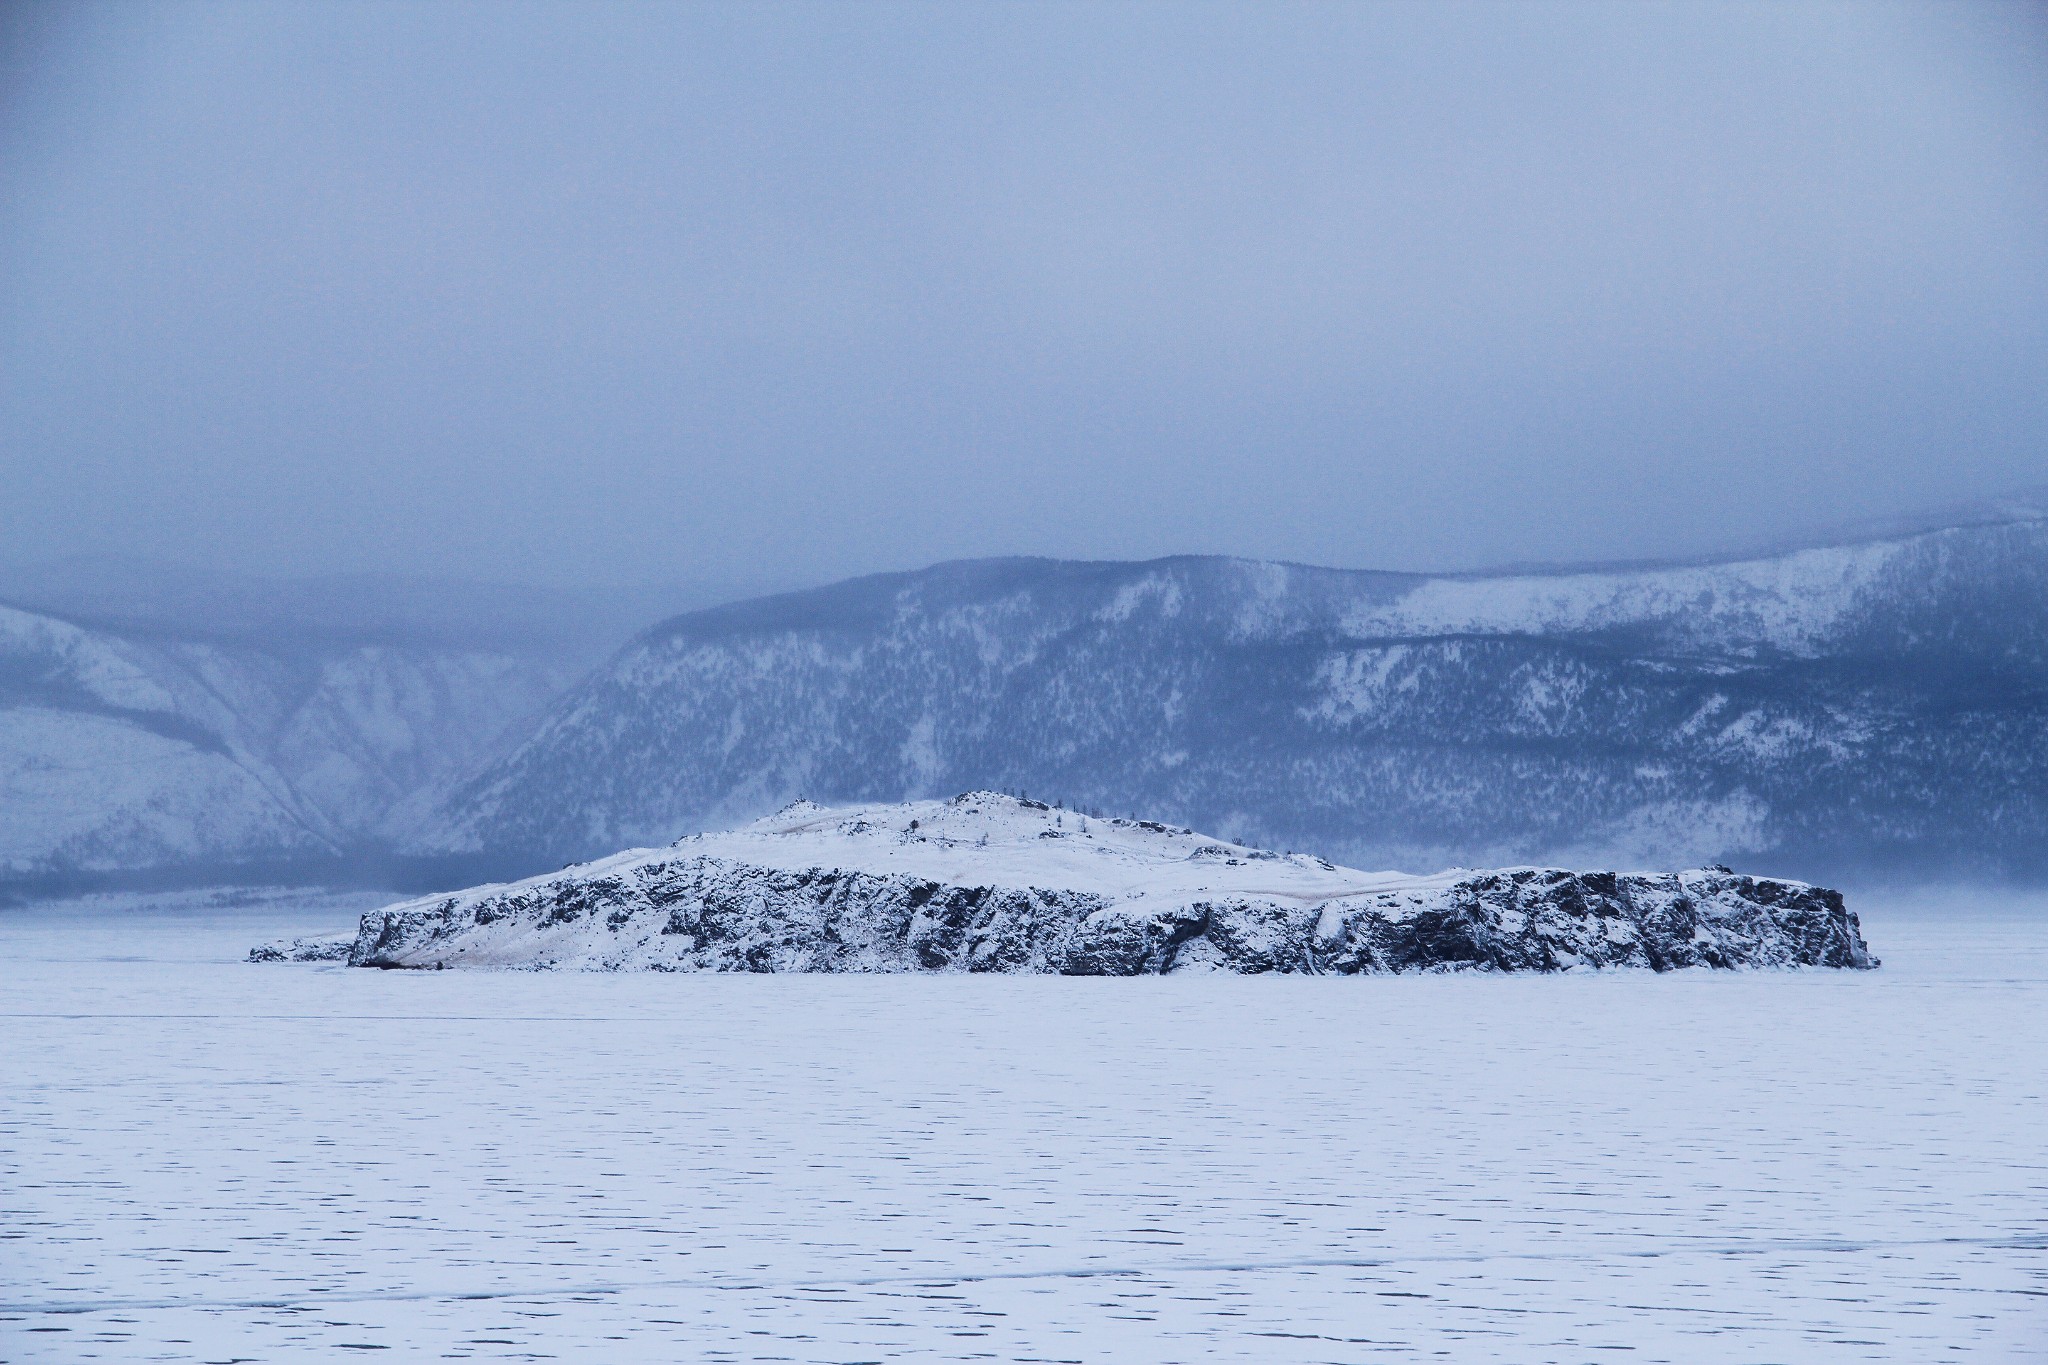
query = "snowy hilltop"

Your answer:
(328, 795), (1877, 973)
